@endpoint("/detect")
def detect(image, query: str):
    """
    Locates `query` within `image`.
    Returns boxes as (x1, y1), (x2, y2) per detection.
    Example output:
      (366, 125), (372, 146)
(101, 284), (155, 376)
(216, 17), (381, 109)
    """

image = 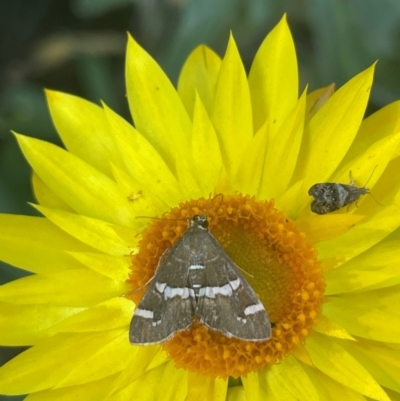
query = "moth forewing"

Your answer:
(129, 232), (195, 345)
(194, 229), (271, 341)
(129, 215), (271, 345)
